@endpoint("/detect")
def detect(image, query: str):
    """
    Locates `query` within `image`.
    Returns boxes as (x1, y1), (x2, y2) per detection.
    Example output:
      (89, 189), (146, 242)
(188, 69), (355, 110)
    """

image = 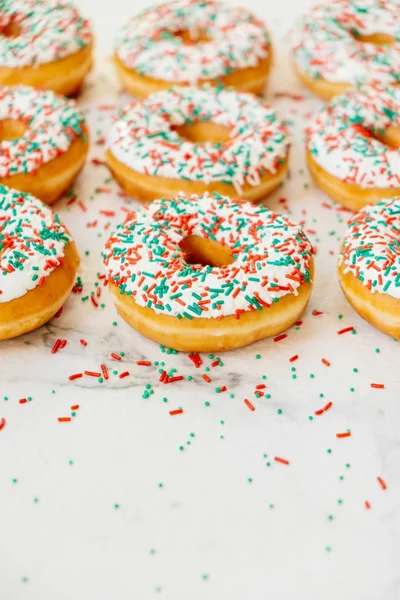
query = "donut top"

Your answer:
(306, 83), (400, 189)
(0, 185), (71, 303)
(0, 85), (86, 178)
(291, 0), (400, 86)
(0, 0), (92, 67)
(339, 198), (400, 299)
(103, 193), (313, 320)
(115, 0), (270, 83)
(109, 86), (289, 193)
